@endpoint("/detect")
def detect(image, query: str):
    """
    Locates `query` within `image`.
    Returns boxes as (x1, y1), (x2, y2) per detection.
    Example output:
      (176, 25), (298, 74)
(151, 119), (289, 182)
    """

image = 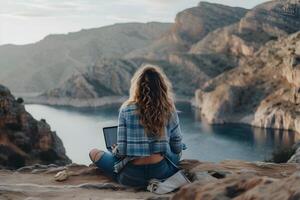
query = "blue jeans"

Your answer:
(94, 151), (180, 187)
